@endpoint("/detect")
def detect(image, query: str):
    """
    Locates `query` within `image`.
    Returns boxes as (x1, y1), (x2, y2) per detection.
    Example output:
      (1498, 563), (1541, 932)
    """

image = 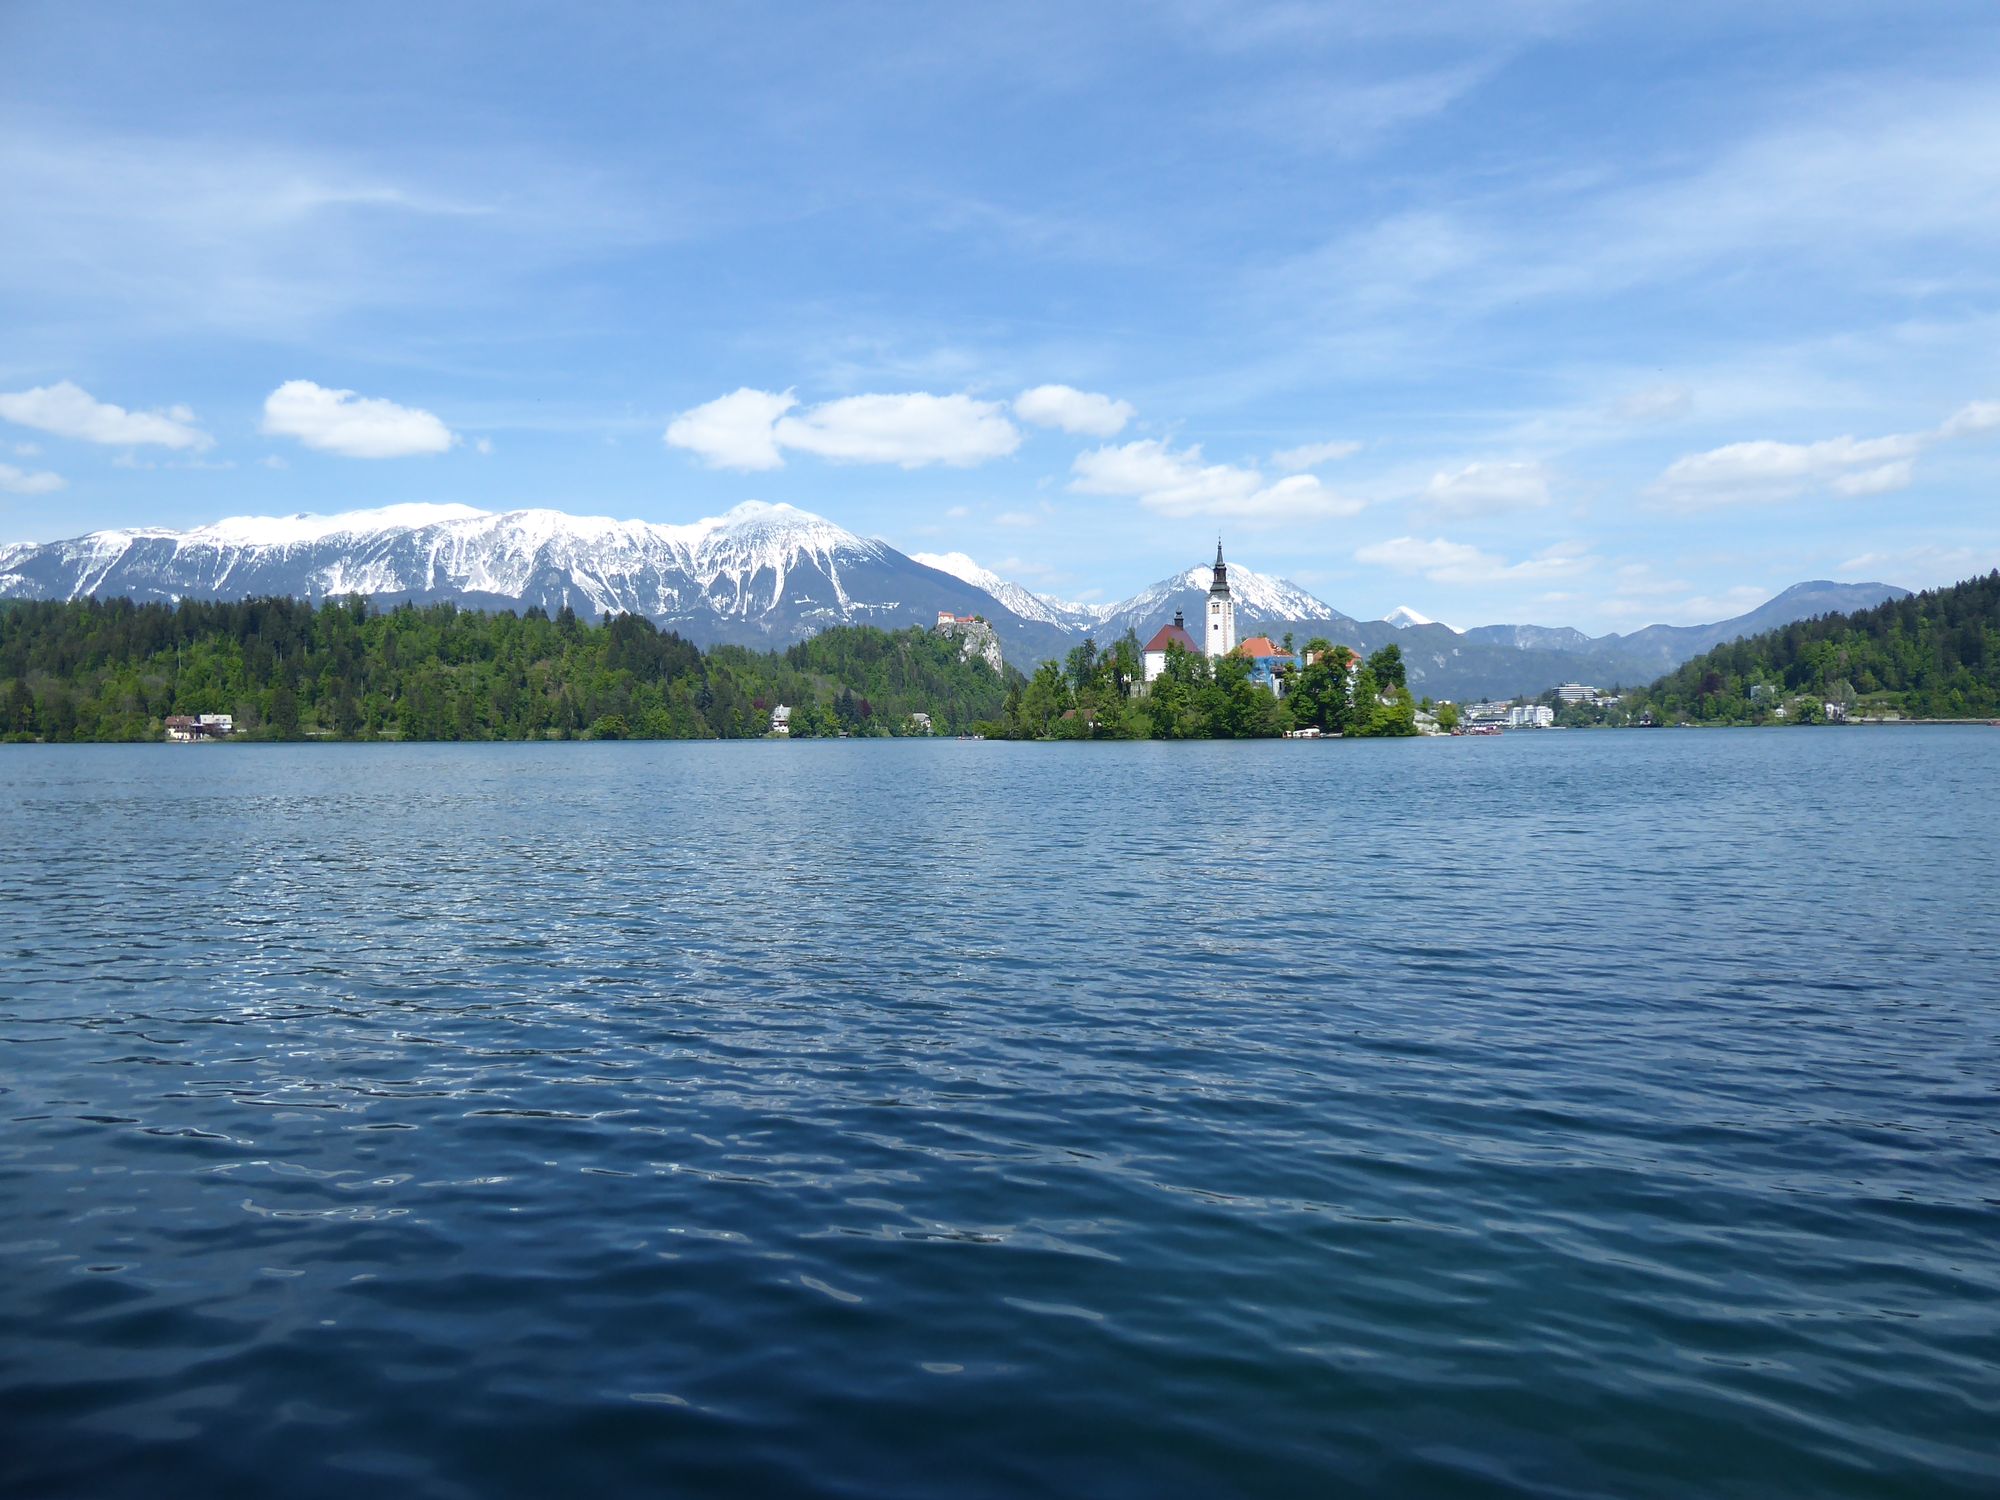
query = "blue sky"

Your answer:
(3, 0), (1998, 630)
